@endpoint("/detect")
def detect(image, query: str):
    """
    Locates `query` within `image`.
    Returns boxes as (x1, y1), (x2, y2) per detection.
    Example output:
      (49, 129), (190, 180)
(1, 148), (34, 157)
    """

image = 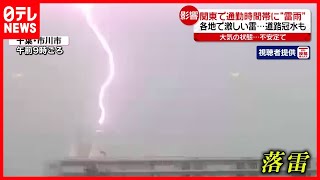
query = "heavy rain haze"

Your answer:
(4, 3), (316, 176)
